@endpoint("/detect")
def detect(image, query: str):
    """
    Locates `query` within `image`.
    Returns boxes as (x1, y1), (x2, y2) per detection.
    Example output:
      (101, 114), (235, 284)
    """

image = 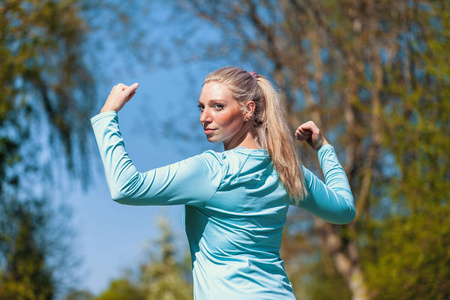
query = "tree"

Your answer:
(140, 217), (193, 300)
(0, 0), (96, 297)
(94, 217), (192, 300)
(95, 277), (146, 300)
(64, 289), (95, 300)
(361, 2), (450, 298)
(0, 201), (54, 300)
(126, 0), (449, 298)
(0, 0), (95, 181)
